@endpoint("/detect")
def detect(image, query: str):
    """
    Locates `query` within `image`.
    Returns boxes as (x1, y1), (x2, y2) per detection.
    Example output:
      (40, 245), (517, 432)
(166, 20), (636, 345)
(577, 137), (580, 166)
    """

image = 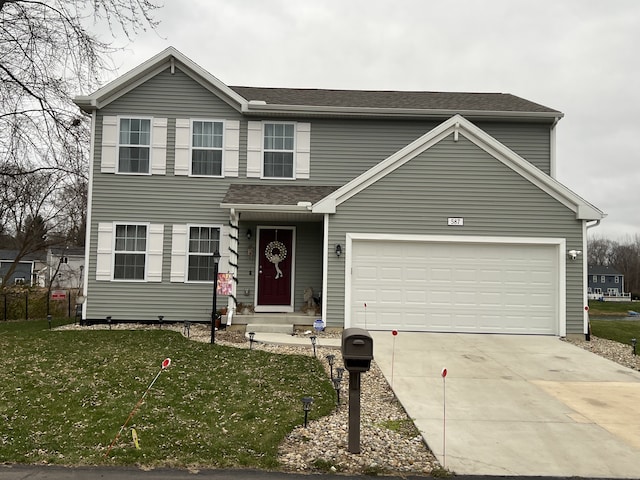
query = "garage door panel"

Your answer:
(350, 239), (558, 334)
